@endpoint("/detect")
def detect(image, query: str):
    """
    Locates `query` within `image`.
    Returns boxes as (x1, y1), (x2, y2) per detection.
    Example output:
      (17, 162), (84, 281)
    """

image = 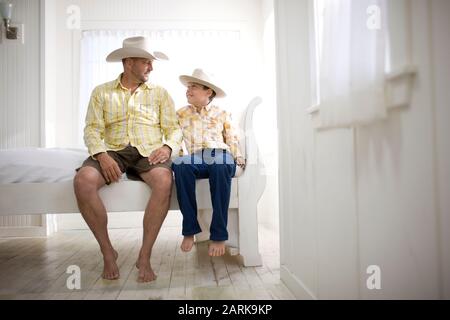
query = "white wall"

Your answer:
(275, 0), (450, 299)
(0, 0), (49, 235)
(256, 0), (279, 229)
(432, 0), (450, 299)
(0, 0), (41, 149)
